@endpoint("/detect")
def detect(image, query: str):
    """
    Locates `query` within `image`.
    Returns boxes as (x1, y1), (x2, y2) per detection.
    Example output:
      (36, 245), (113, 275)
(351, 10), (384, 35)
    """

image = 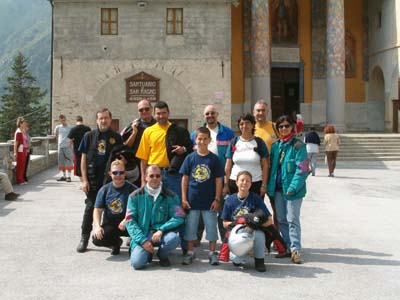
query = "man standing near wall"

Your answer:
(120, 99), (156, 186)
(253, 100), (279, 226)
(67, 116), (91, 183)
(136, 101), (192, 253)
(136, 101), (192, 195)
(54, 114), (73, 182)
(253, 100), (279, 154)
(76, 108), (123, 253)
